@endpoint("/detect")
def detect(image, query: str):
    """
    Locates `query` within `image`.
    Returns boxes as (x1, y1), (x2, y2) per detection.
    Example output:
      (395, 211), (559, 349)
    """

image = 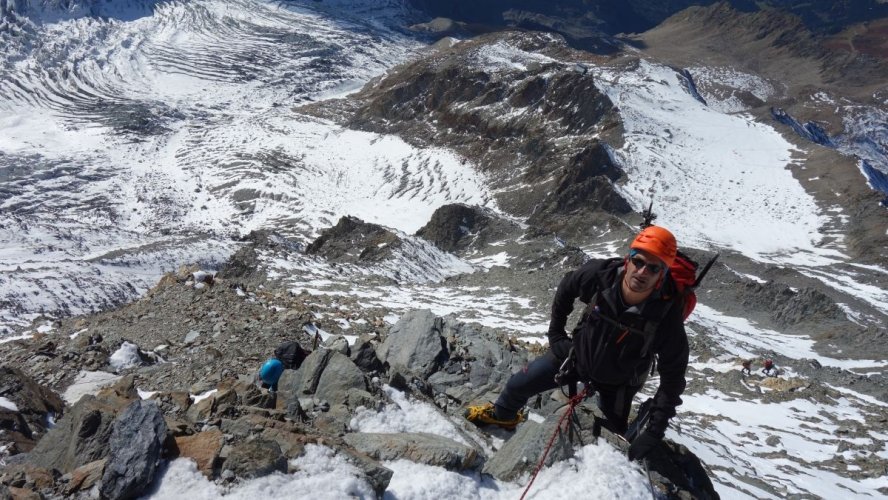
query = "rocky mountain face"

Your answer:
(0, 244), (718, 498)
(309, 30), (630, 239)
